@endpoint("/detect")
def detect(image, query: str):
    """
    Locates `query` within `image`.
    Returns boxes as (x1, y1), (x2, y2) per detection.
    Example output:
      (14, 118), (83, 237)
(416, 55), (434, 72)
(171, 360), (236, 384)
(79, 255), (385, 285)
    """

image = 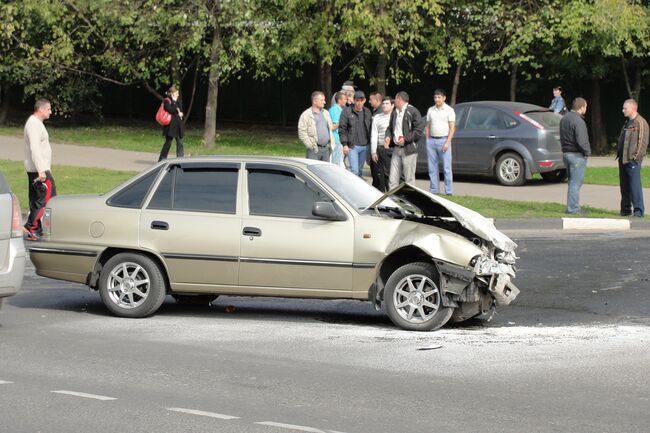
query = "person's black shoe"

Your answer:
(620, 212), (632, 216)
